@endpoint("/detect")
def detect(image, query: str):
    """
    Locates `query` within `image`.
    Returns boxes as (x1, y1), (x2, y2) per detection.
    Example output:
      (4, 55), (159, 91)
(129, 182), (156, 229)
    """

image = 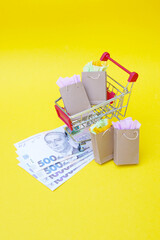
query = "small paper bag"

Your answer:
(82, 71), (107, 105)
(90, 126), (114, 164)
(60, 82), (91, 116)
(114, 129), (139, 165)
